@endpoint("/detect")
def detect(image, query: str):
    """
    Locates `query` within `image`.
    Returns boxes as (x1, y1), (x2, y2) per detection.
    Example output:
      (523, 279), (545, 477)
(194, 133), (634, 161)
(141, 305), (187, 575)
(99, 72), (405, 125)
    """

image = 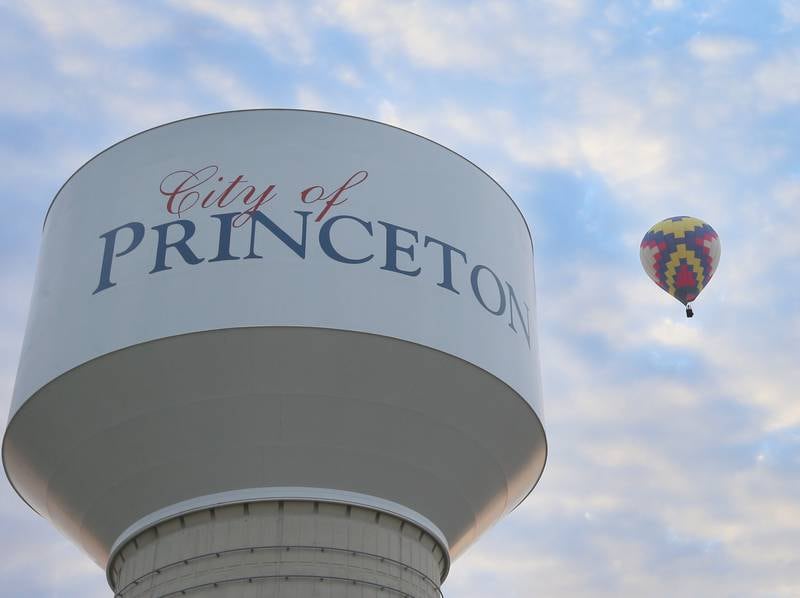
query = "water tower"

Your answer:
(4, 110), (546, 597)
